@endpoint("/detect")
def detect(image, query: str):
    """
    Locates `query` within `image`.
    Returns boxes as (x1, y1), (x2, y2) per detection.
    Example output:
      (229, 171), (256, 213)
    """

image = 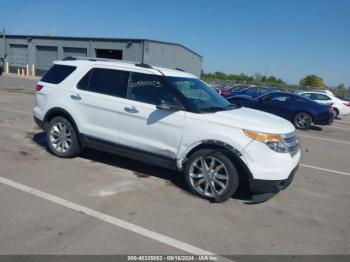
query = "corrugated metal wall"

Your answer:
(0, 35), (202, 77)
(143, 41), (203, 77)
